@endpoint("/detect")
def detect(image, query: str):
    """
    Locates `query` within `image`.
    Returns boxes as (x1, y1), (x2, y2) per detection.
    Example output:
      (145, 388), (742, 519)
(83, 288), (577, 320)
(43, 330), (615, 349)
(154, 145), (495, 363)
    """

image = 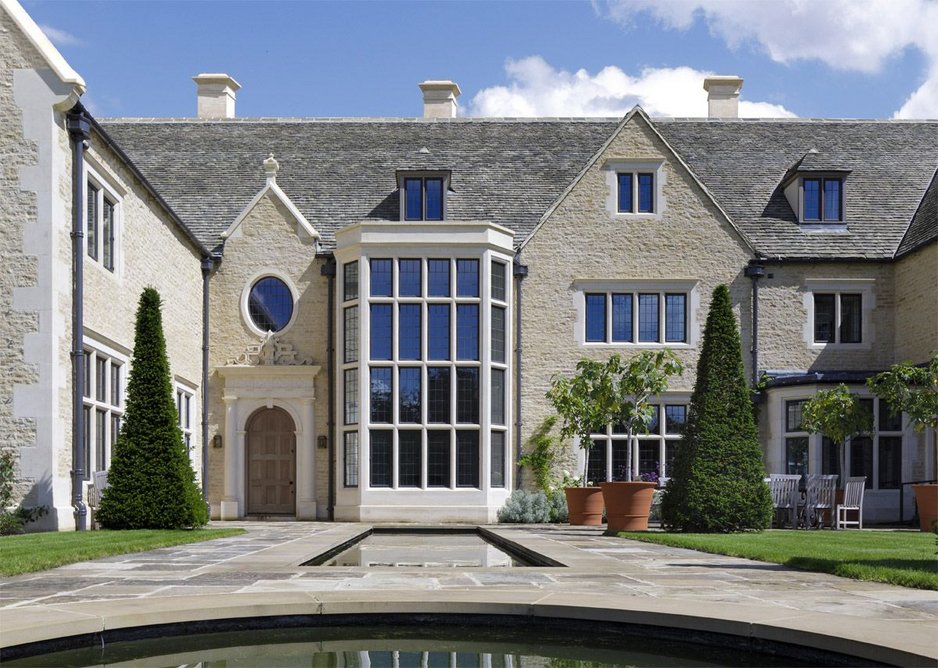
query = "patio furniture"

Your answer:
(768, 474), (801, 528)
(836, 476), (866, 530)
(87, 470), (109, 529)
(805, 474), (838, 528)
